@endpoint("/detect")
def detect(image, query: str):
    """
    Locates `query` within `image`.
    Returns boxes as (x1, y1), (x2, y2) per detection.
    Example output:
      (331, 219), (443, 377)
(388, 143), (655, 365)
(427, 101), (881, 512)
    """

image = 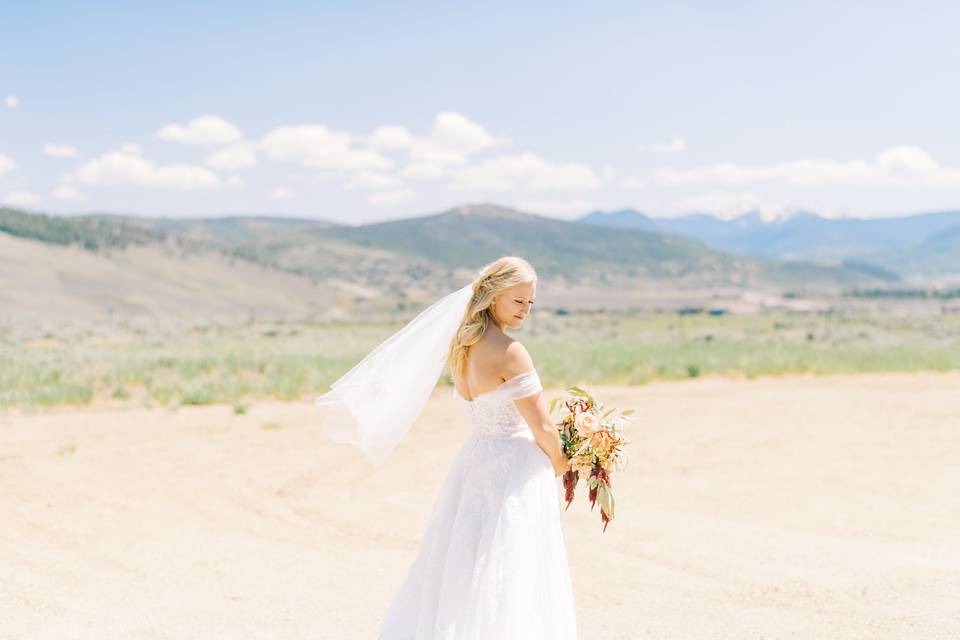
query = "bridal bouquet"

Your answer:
(550, 387), (632, 532)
